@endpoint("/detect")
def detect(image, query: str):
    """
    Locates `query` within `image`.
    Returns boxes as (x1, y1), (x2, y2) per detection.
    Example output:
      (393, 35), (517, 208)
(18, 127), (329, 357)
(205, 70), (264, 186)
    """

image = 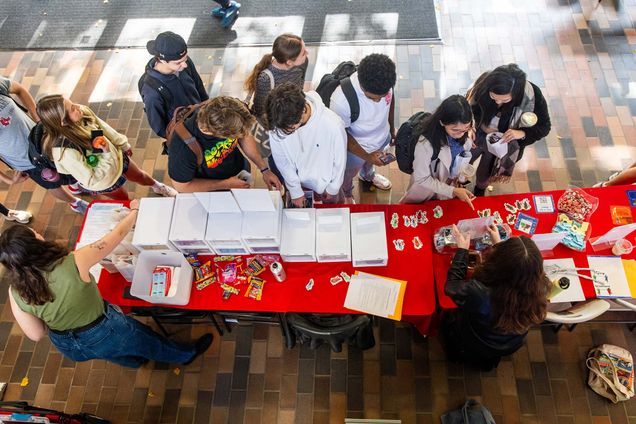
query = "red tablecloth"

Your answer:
(81, 203), (436, 333)
(427, 185), (636, 309)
